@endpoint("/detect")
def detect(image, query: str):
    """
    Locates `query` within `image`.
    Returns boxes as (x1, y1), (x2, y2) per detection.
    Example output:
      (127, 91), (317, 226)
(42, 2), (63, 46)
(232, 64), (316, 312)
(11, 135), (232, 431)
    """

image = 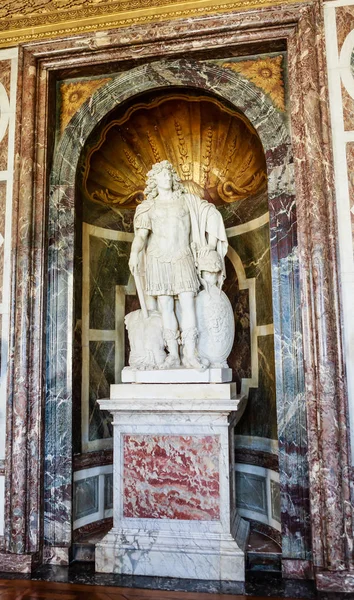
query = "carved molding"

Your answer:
(0, 0), (309, 48)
